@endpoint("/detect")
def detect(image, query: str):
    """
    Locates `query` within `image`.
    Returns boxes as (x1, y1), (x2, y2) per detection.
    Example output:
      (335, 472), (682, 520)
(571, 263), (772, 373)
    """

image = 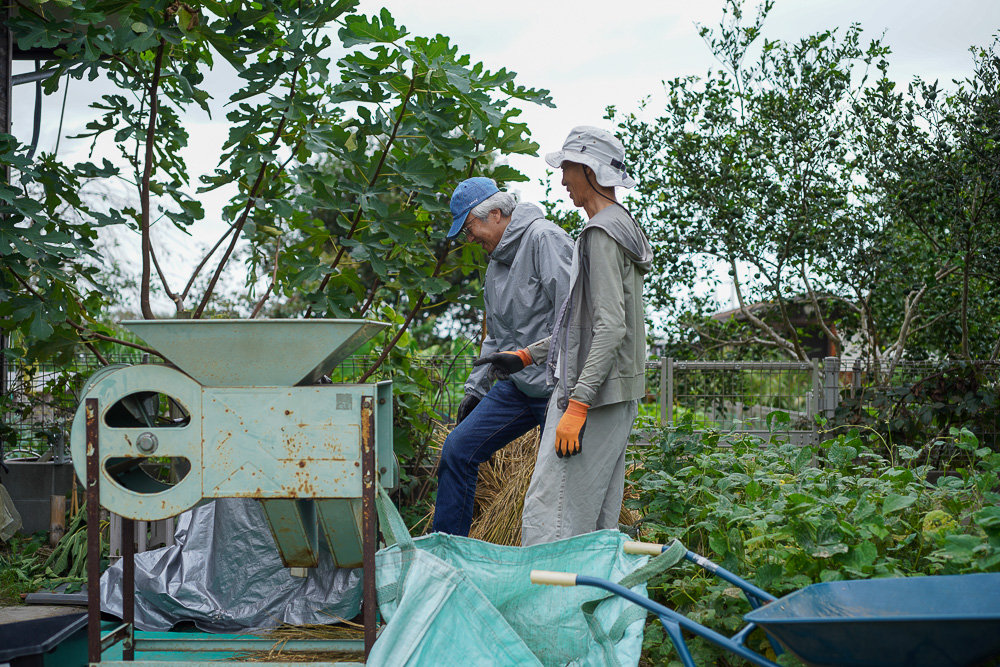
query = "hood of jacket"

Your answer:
(489, 202), (548, 266)
(583, 204), (653, 274)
